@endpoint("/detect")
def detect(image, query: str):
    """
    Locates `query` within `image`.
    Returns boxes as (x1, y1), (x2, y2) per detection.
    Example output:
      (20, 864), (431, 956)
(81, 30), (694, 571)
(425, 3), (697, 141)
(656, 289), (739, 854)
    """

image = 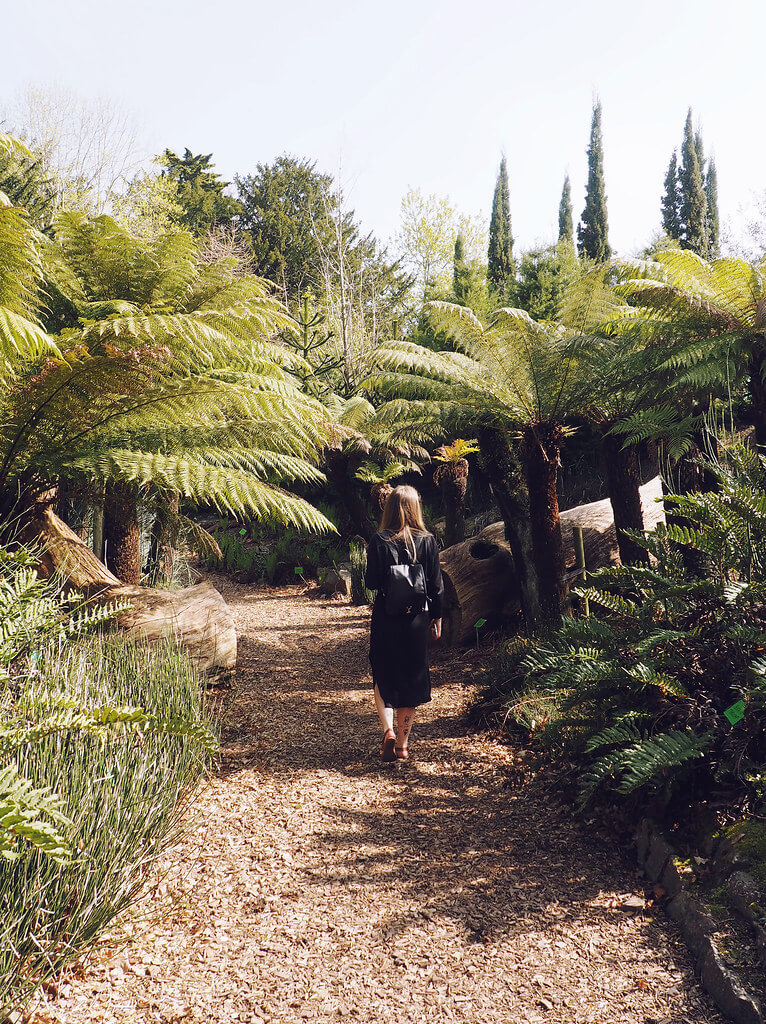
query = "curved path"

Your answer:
(32, 582), (722, 1024)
